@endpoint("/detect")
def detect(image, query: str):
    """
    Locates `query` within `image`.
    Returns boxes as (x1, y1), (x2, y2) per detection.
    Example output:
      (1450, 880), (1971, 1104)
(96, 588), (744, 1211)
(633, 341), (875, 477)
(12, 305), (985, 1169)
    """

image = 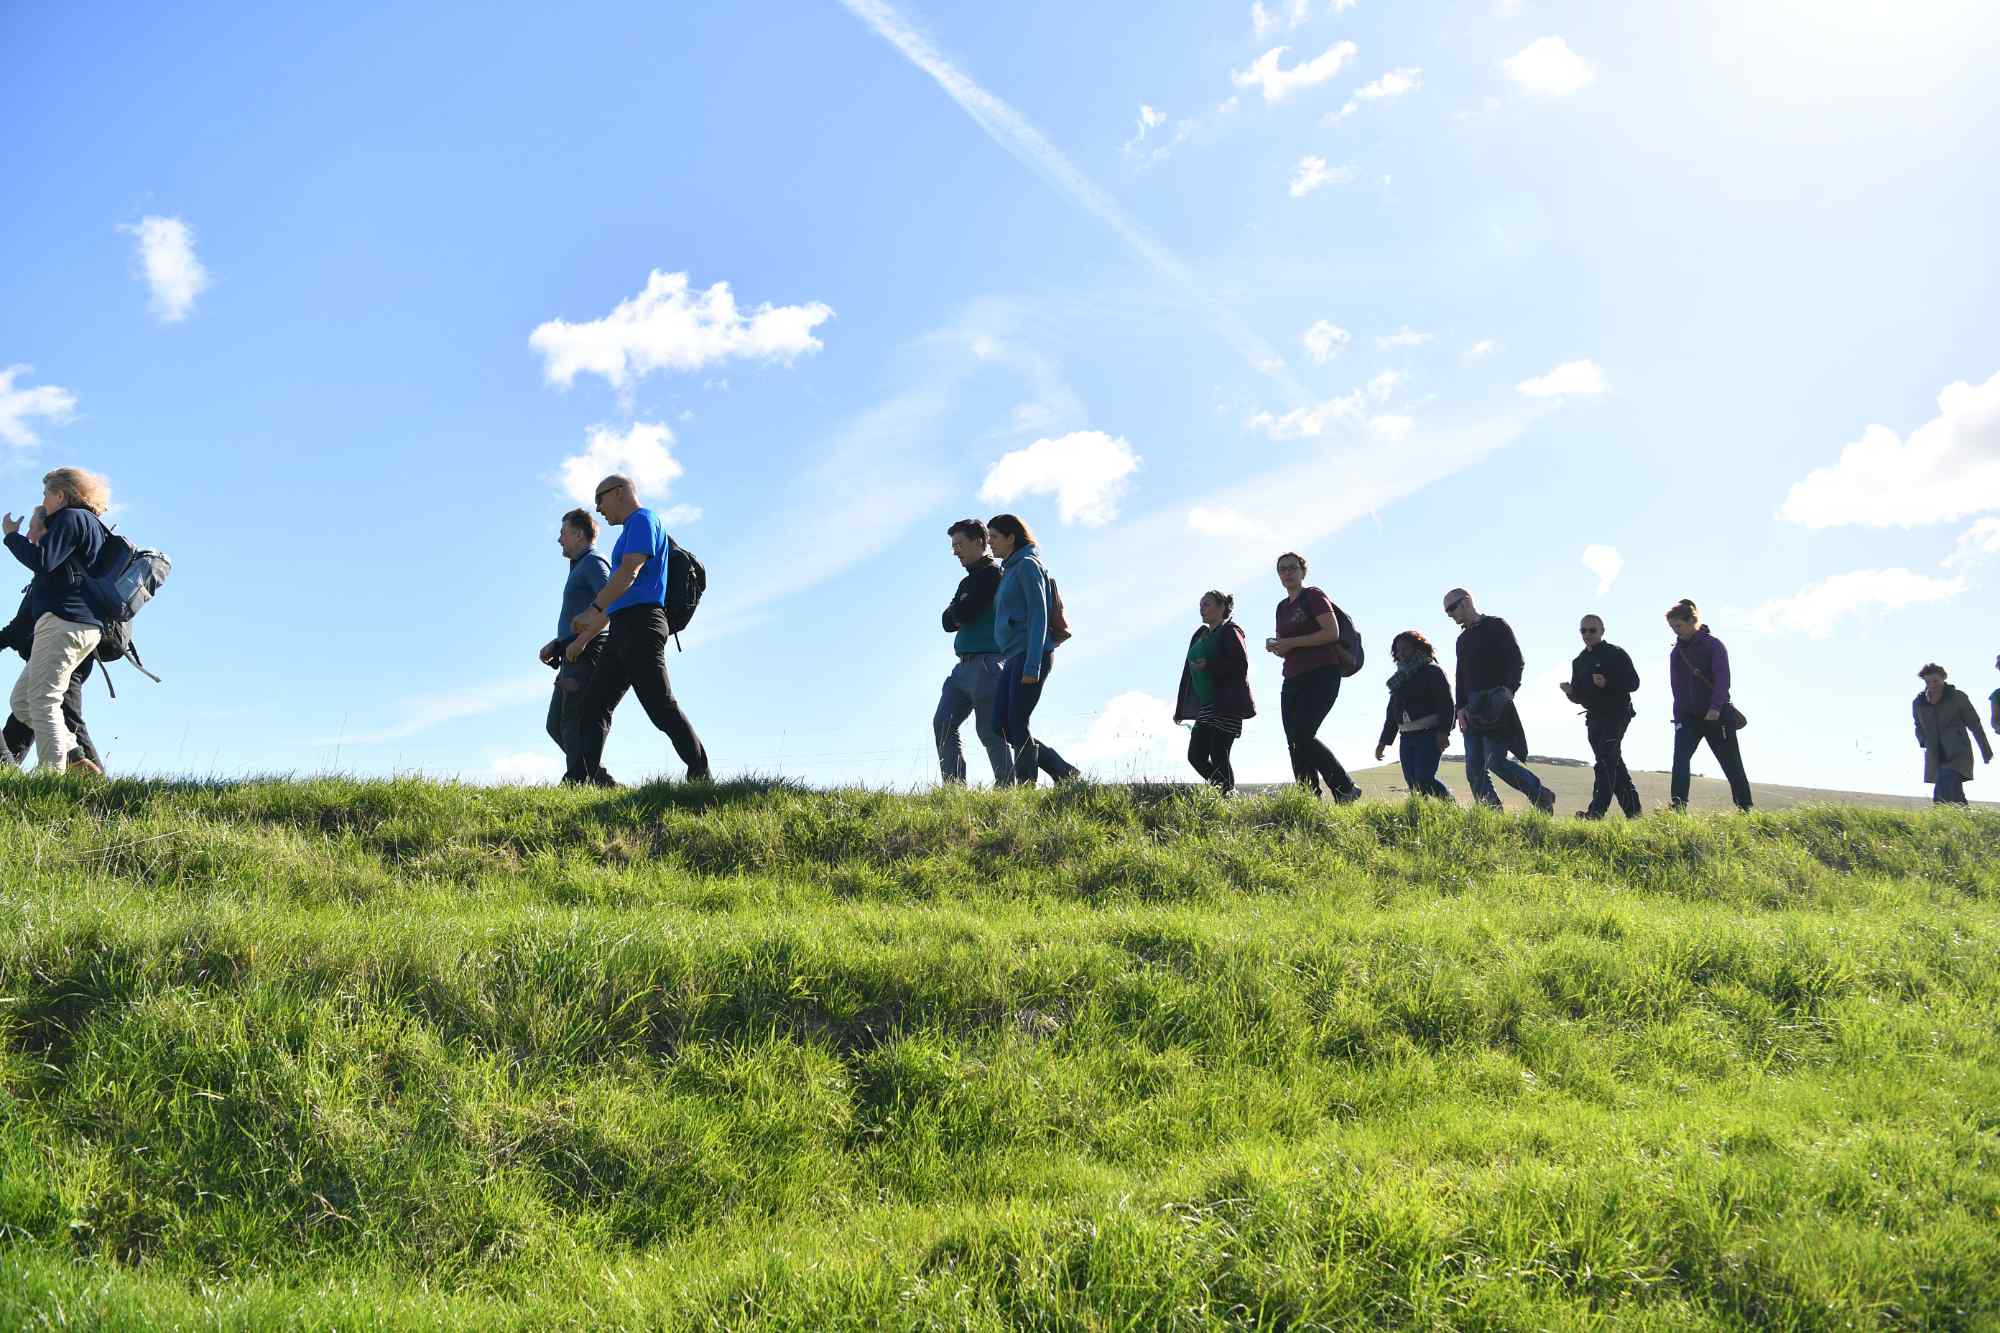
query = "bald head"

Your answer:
(1443, 587), (1477, 627)
(593, 473), (638, 523)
